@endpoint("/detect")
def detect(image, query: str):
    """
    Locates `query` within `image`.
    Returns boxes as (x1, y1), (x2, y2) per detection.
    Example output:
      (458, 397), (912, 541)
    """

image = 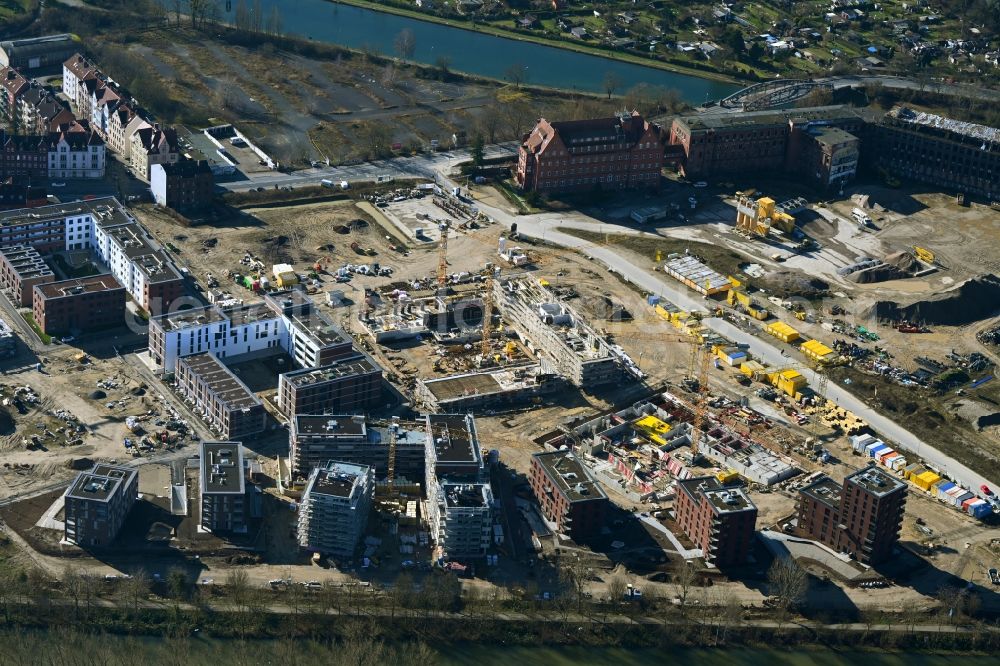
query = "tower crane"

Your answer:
(387, 416), (399, 484)
(481, 263), (499, 361)
(437, 222), (449, 289)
